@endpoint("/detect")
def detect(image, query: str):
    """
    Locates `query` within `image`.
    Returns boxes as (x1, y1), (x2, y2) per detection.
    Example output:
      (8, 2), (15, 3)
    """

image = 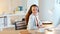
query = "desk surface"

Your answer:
(0, 27), (60, 34)
(0, 28), (54, 34)
(0, 27), (20, 34)
(0, 28), (44, 34)
(20, 30), (44, 34)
